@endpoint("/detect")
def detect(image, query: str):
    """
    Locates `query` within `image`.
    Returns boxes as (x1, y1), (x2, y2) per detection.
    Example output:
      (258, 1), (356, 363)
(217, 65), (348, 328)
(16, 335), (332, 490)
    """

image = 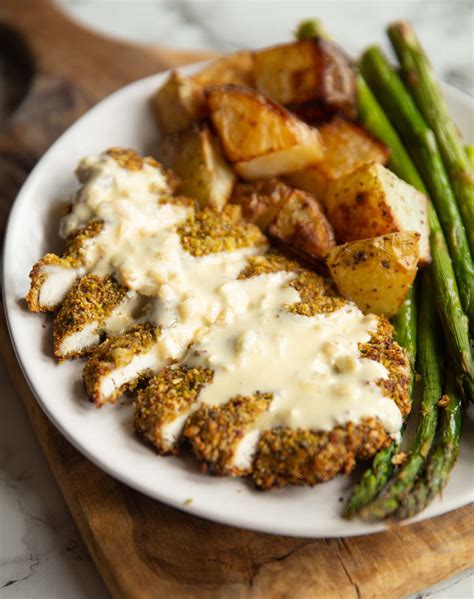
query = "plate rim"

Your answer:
(3, 66), (473, 538)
